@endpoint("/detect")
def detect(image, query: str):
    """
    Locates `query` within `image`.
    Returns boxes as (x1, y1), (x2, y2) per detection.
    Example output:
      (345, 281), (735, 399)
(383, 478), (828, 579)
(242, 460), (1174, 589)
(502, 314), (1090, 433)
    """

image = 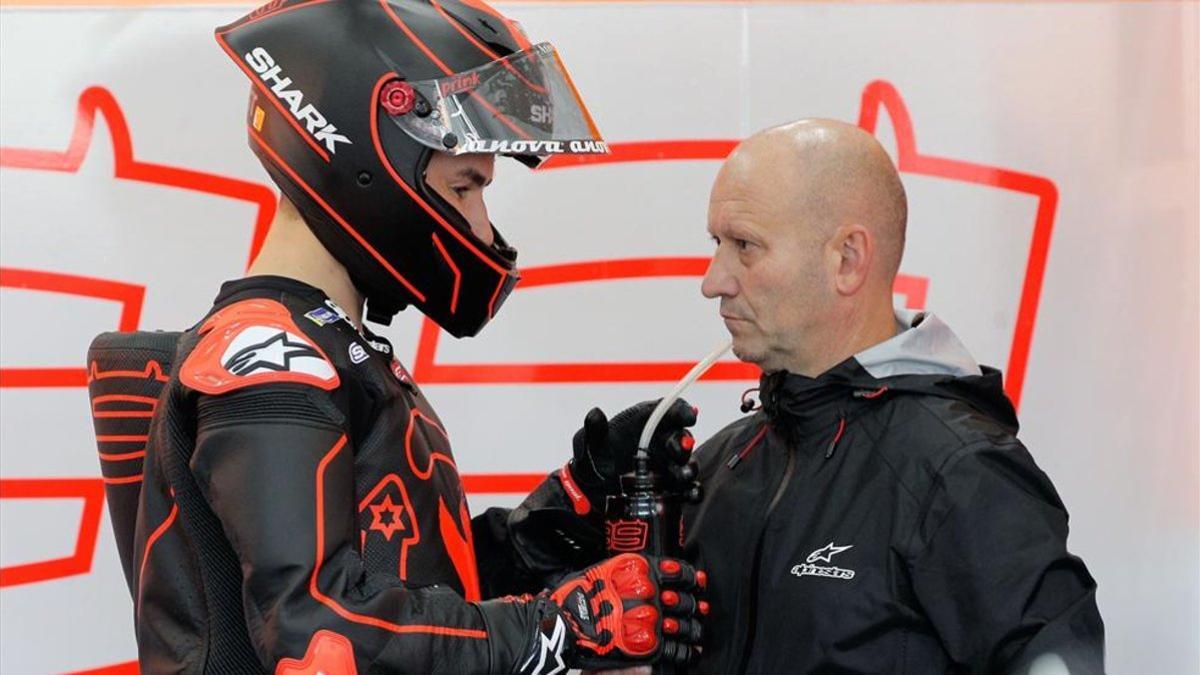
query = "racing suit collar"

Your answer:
(214, 275), (332, 306)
